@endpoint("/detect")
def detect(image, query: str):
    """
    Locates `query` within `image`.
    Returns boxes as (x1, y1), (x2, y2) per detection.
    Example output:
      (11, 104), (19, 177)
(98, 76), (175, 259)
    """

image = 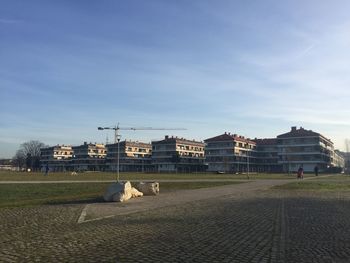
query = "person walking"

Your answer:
(314, 165), (319, 176)
(297, 166), (304, 179)
(44, 164), (49, 176)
